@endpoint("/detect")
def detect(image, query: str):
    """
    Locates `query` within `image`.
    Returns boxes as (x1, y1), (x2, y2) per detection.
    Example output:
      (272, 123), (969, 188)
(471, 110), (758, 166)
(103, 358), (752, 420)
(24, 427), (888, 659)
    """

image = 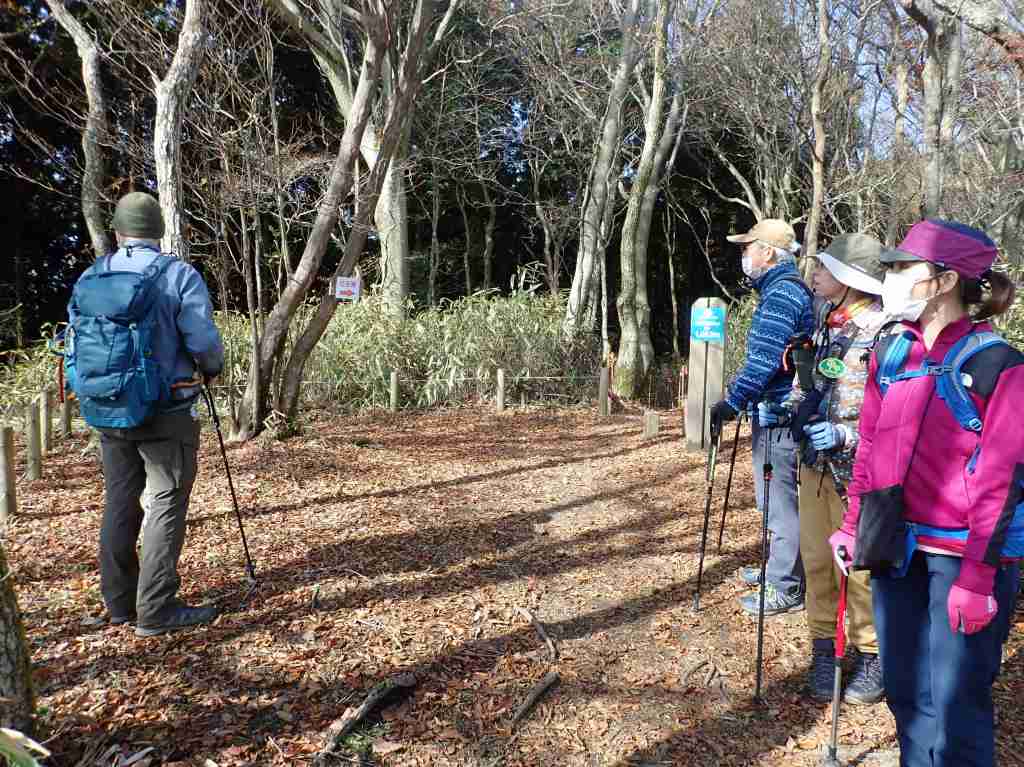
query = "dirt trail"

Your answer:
(11, 407), (1021, 765)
